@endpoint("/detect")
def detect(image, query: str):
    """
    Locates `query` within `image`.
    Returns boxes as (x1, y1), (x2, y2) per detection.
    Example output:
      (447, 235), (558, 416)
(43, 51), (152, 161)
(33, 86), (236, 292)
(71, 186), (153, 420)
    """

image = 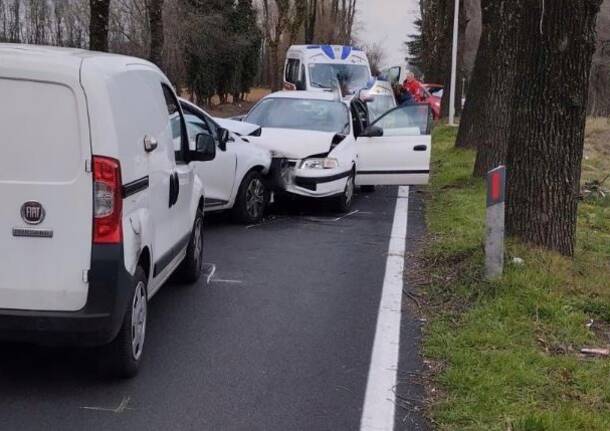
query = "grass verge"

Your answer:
(422, 125), (610, 430)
